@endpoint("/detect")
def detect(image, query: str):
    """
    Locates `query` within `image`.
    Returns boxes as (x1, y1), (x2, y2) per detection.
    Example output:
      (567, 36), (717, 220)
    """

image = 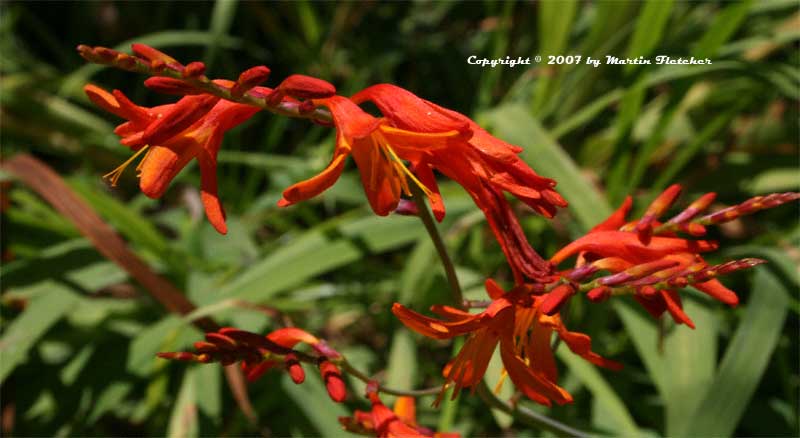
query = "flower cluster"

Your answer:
(80, 43), (798, 434)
